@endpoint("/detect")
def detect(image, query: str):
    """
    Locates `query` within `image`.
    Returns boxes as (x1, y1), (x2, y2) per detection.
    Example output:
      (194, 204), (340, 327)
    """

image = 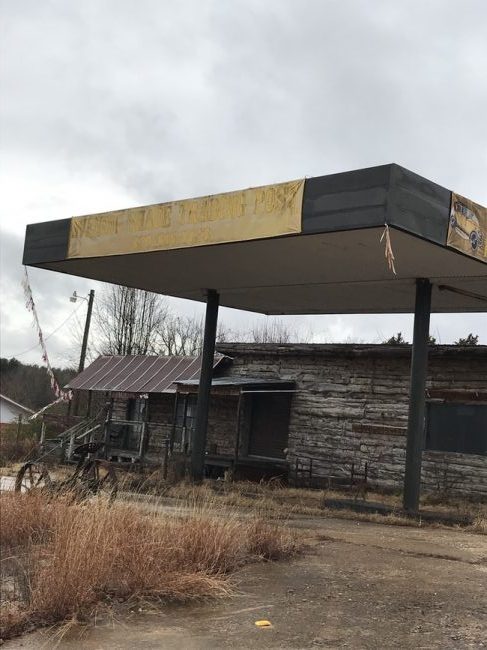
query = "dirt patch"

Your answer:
(6, 516), (486, 649)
